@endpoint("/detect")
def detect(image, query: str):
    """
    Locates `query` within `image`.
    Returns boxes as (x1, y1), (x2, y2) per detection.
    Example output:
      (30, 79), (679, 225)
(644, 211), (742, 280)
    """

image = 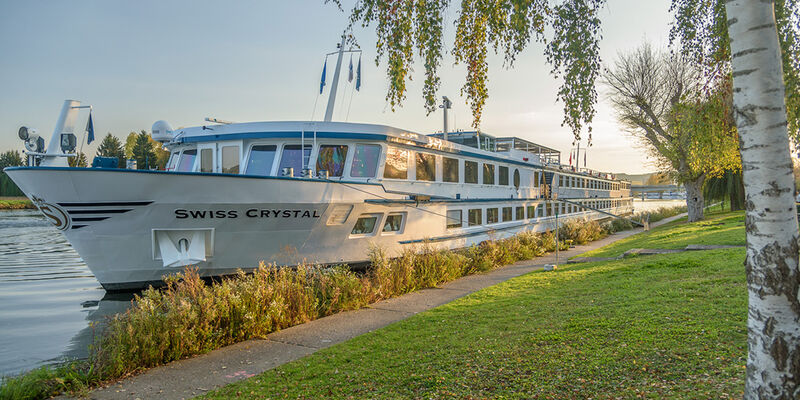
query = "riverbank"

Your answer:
(0, 197), (33, 210)
(0, 207), (686, 399)
(204, 210), (746, 398)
